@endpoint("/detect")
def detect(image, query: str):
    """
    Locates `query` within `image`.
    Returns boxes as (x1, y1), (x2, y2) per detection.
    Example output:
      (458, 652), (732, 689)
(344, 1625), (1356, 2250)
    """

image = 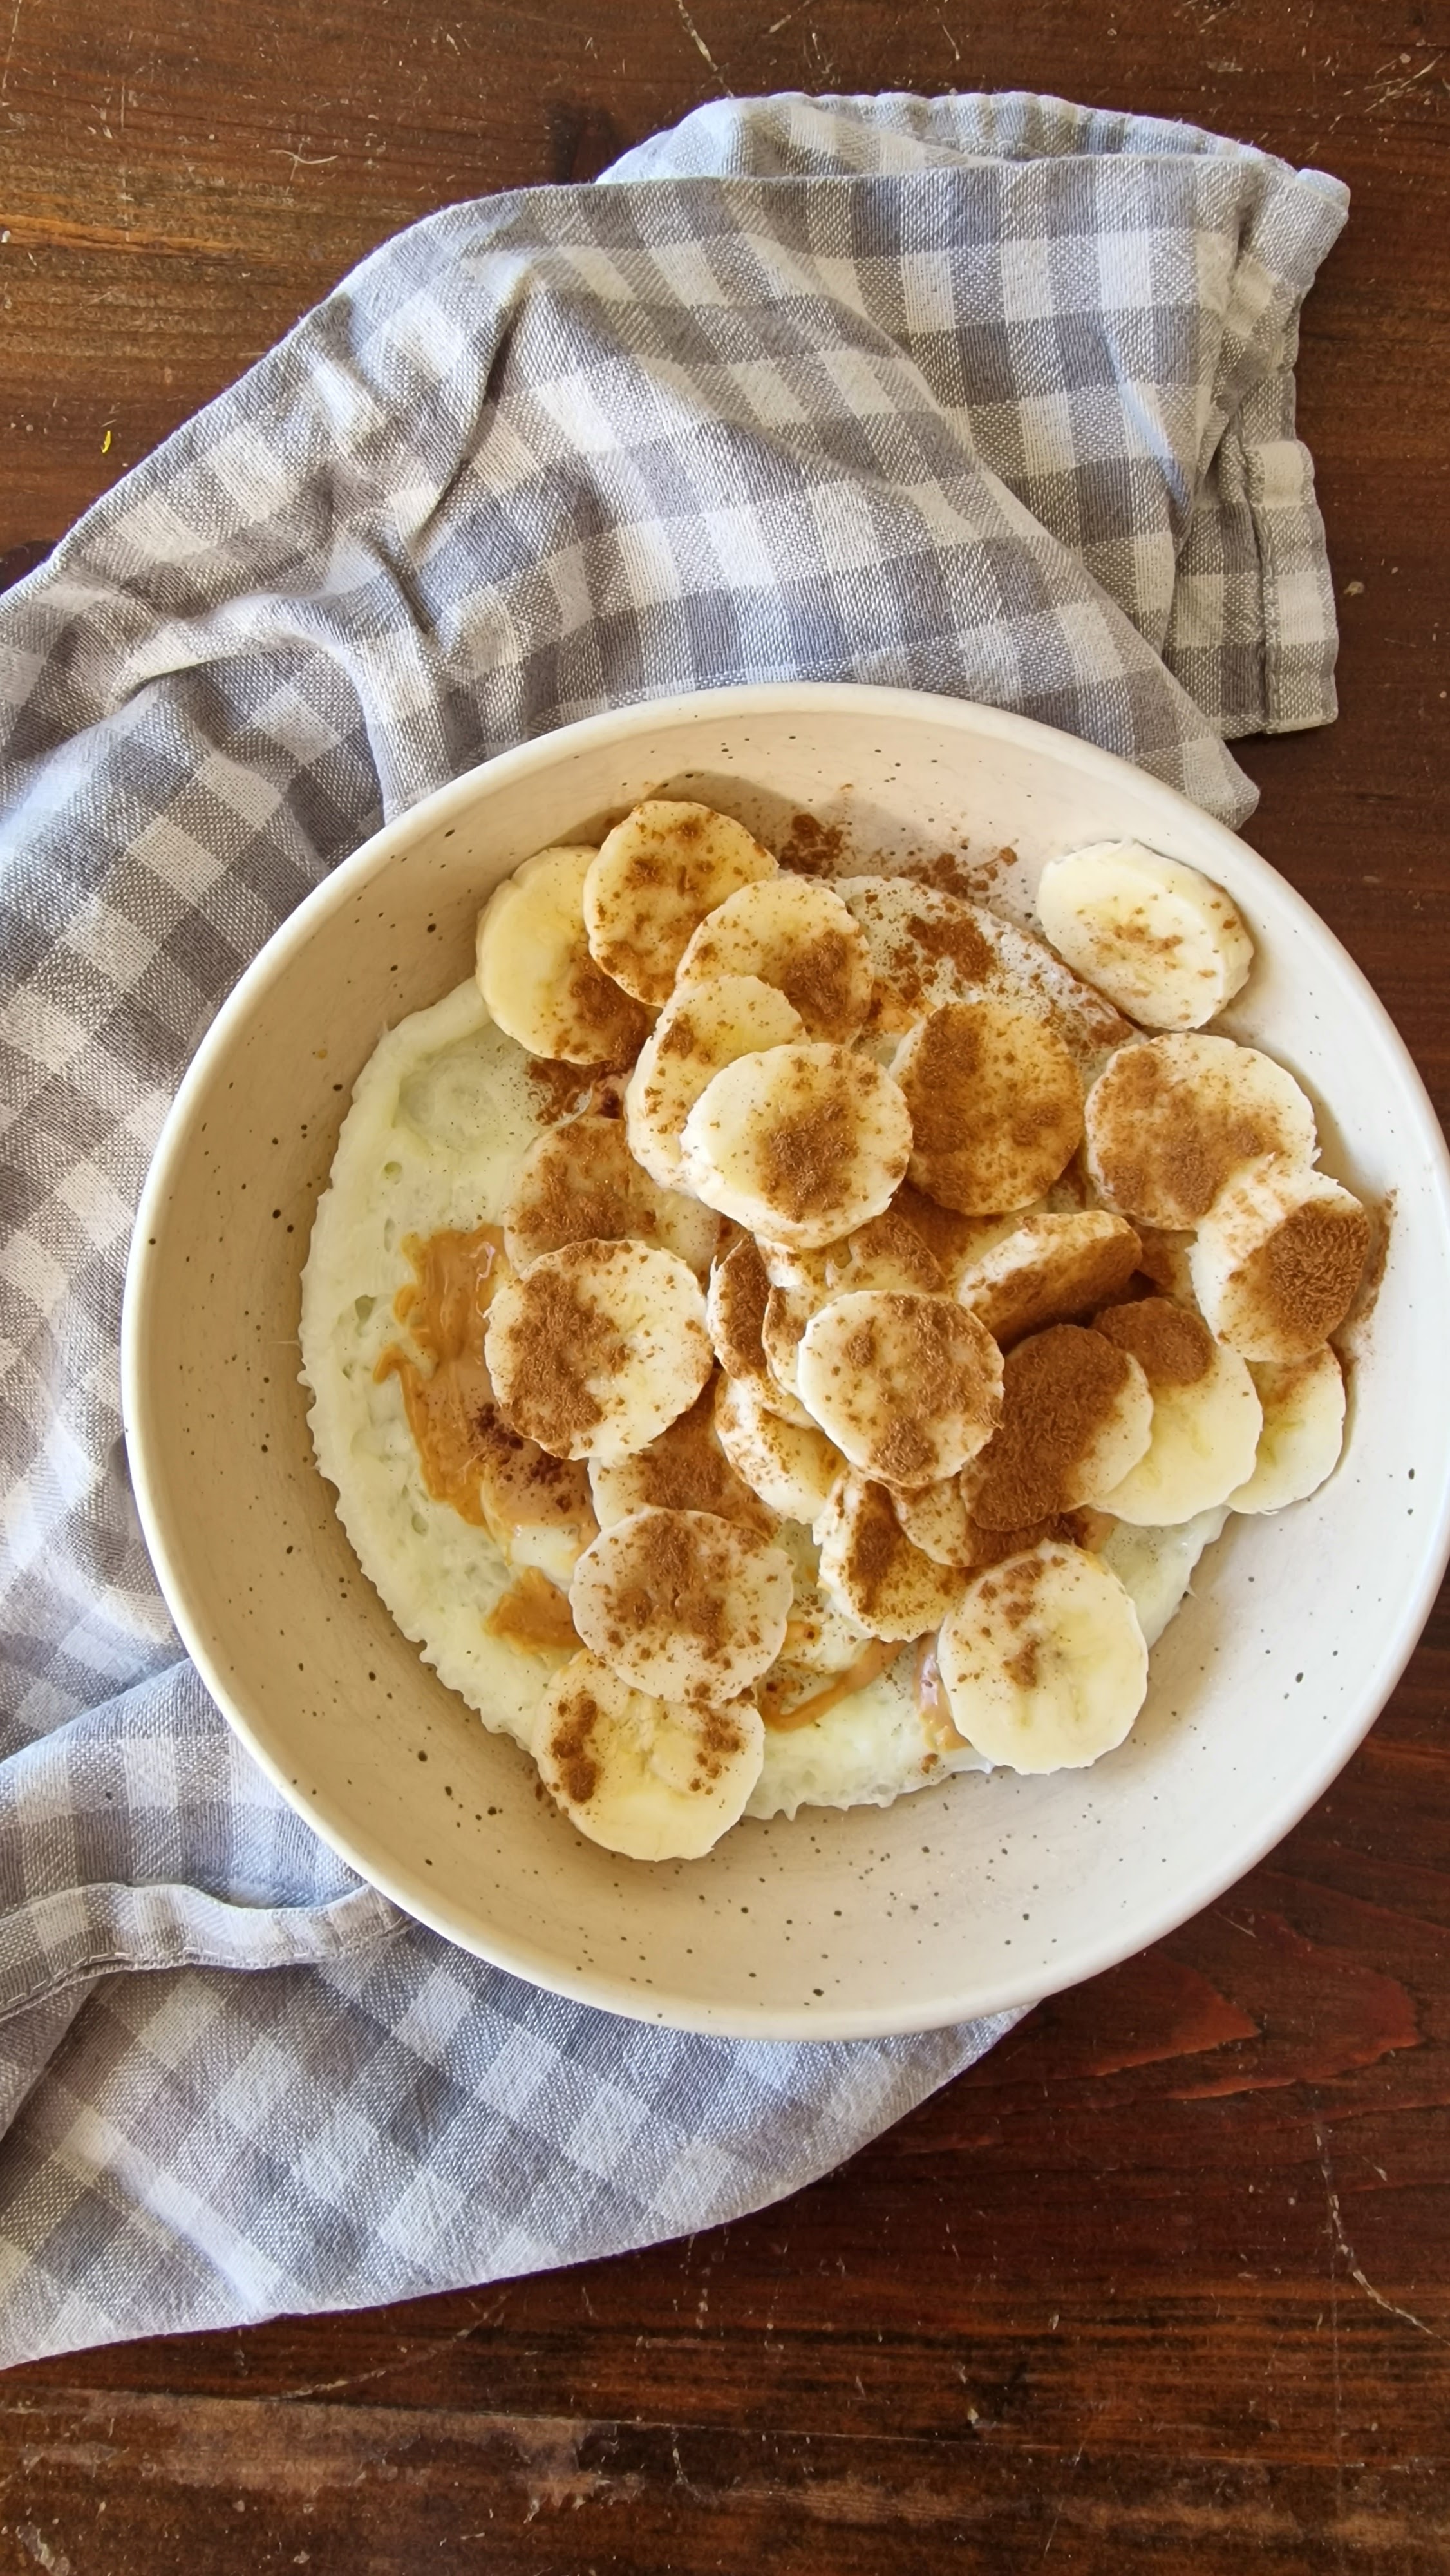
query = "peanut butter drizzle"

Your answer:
(759, 1636), (899, 1732)
(375, 1225), (507, 1526)
(914, 1634), (971, 1753)
(484, 1567), (579, 1655)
